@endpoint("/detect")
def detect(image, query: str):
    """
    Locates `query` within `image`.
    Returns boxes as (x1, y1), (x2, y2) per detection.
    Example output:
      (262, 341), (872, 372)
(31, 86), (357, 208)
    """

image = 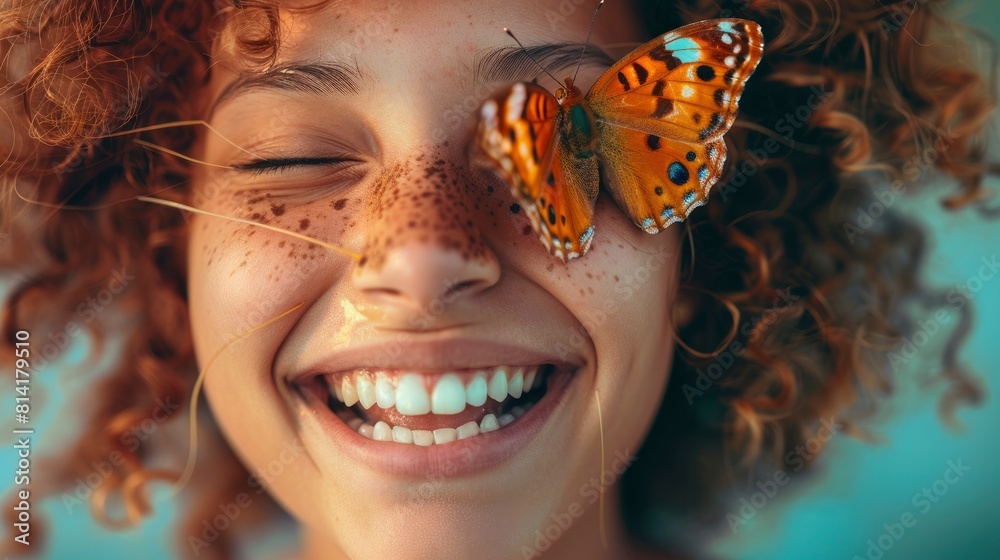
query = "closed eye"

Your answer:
(232, 157), (359, 176)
